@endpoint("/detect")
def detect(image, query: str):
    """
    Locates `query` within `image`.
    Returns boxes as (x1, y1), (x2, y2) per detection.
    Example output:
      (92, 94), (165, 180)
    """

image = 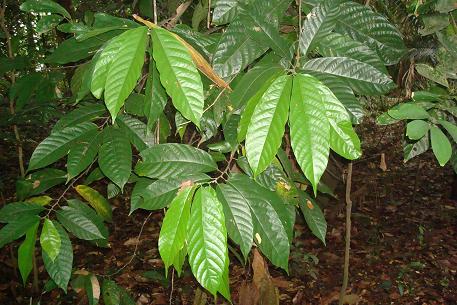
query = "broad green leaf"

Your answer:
(124, 93), (145, 116)
(0, 215), (40, 248)
(415, 63), (449, 87)
(312, 73), (364, 123)
(419, 14), (450, 36)
(302, 57), (395, 95)
(16, 169), (67, 200)
(135, 144), (217, 179)
(91, 34), (125, 99)
(404, 133), (430, 162)
(56, 206), (105, 240)
(130, 174), (210, 212)
(212, 18), (269, 79)
(67, 130), (101, 180)
(431, 126), (452, 166)
(42, 222), (73, 291)
(388, 103), (430, 120)
(159, 186), (195, 274)
(67, 199), (109, 246)
(299, 0), (339, 56)
(406, 120), (430, 140)
(36, 14), (63, 34)
(18, 221), (39, 285)
(223, 174), (292, 271)
(317, 32), (387, 74)
(144, 60), (167, 132)
(239, 6), (291, 58)
(107, 183), (121, 199)
(116, 114), (155, 151)
(212, 0), (240, 25)
(337, 1), (406, 65)
(298, 191), (327, 245)
(172, 24), (219, 59)
(436, 0), (457, 13)
(9, 72), (42, 111)
(52, 103), (106, 133)
(246, 75), (292, 176)
(151, 27), (204, 128)
(329, 120), (361, 160)
(20, 0), (71, 19)
(40, 219), (61, 262)
(28, 122), (98, 171)
(45, 31), (123, 64)
(75, 185), (112, 222)
(230, 64), (284, 109)
(237, 75), (282, 142)
(98, 127), (132, 191)
(216, 184), (253, 260)
(187, 187), (229, 297)
(0, 202), (44, 223)
(412, 90), (443, 102)
(84, 168), (105, 185)
(104, 26), (148, 121)
(290, 74), (330, 195)
(377, 111), (400, 125)
(105, 27), (148, 120)
(439, 120), (457, 143)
